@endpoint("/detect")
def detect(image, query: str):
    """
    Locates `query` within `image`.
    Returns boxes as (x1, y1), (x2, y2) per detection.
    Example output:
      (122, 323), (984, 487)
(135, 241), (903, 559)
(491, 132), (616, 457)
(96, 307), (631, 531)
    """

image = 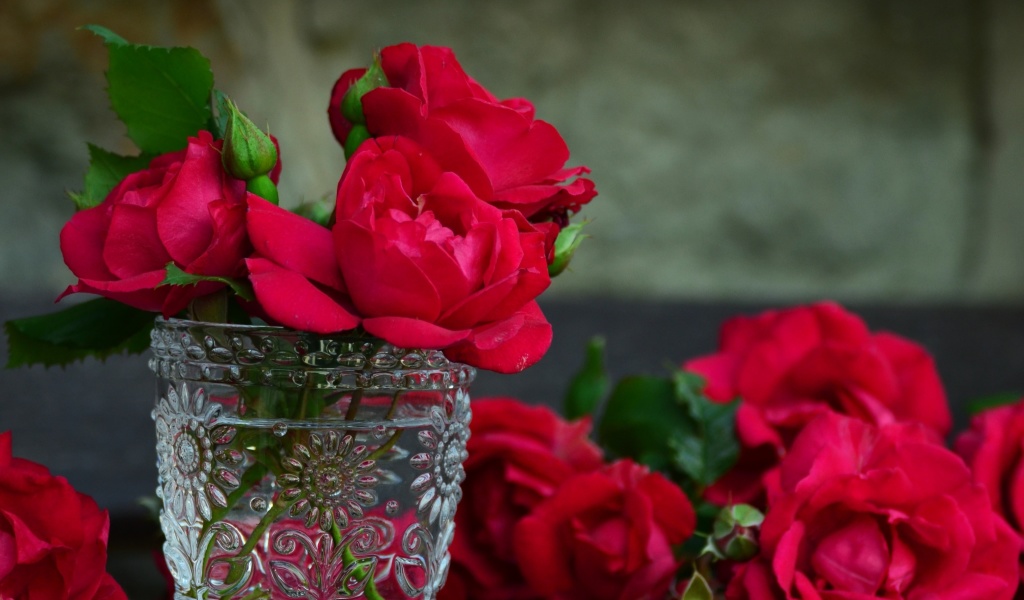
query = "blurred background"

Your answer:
(4, 0), (1024, 302)
(2, 0), (1023, 593)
